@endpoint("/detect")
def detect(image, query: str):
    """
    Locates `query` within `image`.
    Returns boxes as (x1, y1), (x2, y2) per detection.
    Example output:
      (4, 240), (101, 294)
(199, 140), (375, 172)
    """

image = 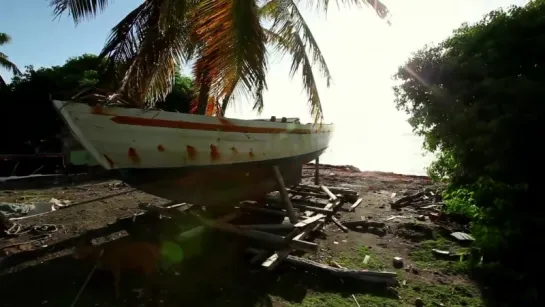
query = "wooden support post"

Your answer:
(273, 165), (298, 224)
(314, 158), (320, 185)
